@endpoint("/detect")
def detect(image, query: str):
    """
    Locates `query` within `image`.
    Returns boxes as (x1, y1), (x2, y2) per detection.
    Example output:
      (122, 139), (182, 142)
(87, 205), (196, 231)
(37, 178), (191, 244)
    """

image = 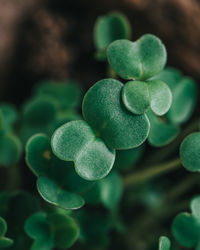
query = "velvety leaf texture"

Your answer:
(51, 120), (115, 180)
(147, 80), (172, 116)
(82, 78), (150, 149)
(107, 34), (167, 80)
(122, 81), (150, 115)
